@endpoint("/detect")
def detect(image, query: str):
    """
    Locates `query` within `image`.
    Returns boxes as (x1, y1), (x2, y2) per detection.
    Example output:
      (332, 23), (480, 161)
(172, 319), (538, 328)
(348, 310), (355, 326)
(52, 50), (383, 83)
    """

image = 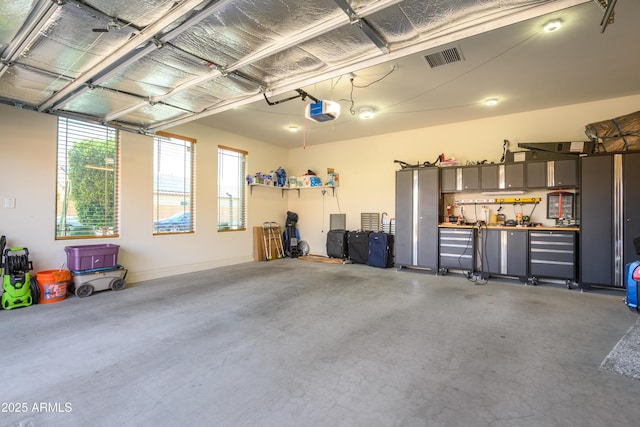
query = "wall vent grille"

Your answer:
(424, 47), (463, 68)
